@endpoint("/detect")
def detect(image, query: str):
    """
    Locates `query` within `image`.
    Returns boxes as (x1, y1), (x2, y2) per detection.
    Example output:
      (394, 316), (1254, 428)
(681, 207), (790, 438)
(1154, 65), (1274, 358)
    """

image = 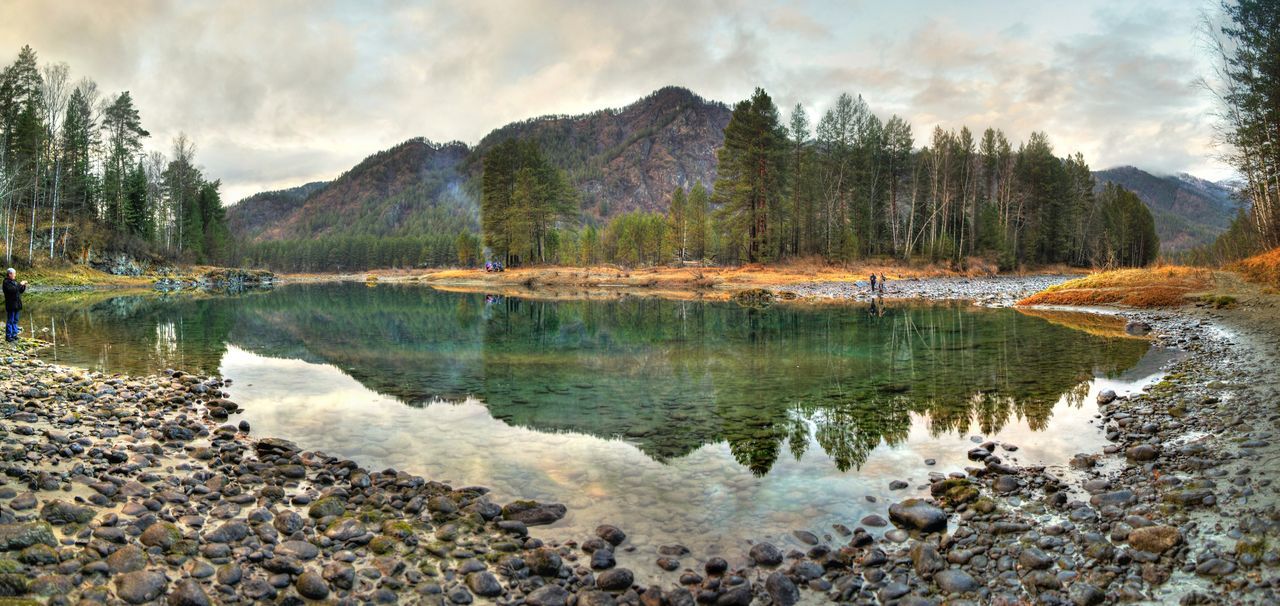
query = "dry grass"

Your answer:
(1231, 247), (1280, 291)
(1018, 266), (1216, 308)
(22, 265), (151, 288)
